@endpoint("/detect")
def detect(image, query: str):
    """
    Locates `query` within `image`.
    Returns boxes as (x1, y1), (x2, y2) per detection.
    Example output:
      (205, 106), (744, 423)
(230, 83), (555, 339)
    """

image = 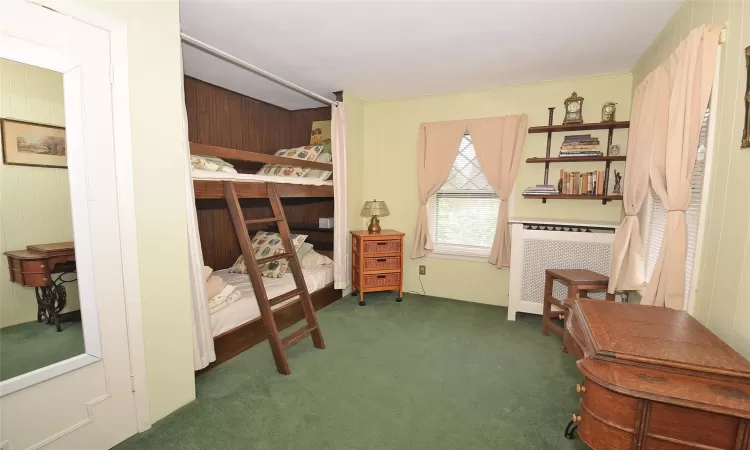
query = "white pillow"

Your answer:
(300, 250), (333, 269)
(304, 152), (332, 180)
